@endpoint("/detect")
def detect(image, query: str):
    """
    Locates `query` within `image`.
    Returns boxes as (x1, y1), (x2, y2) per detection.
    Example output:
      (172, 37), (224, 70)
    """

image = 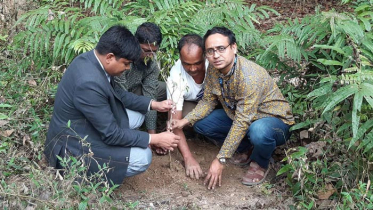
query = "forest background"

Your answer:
(0, 0), (372, 209)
